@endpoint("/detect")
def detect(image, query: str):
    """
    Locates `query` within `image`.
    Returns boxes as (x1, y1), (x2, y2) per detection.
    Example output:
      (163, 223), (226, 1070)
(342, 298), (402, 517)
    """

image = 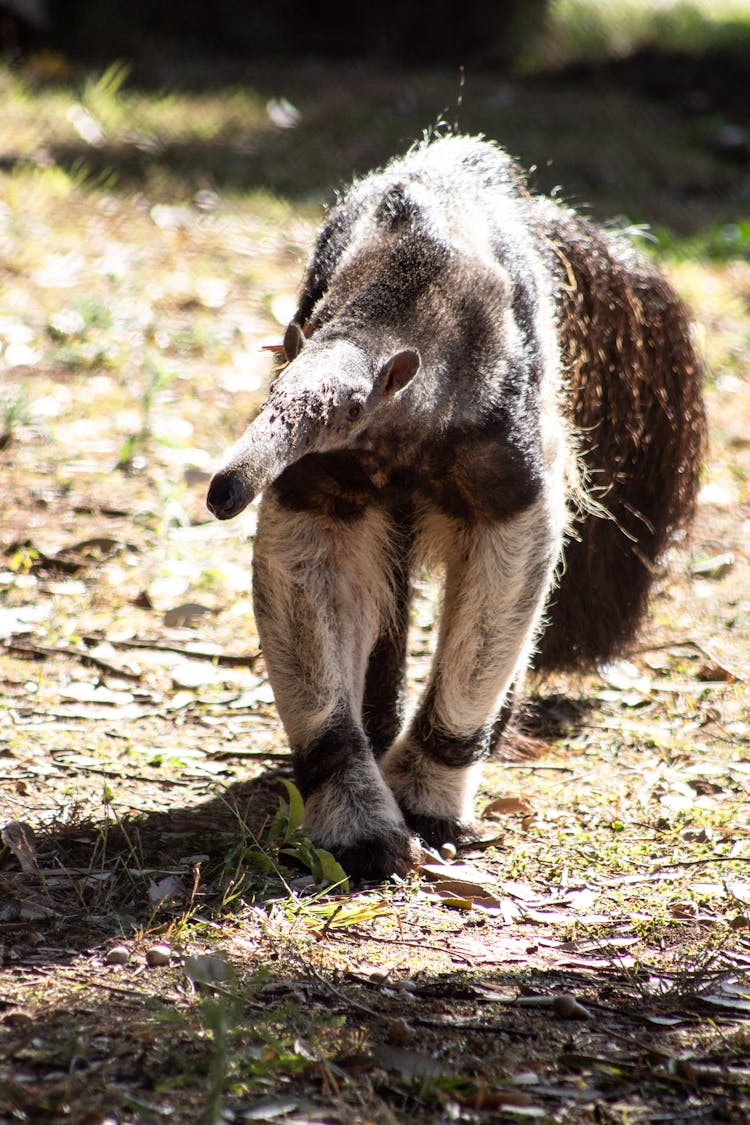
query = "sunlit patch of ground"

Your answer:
(1, 34), (749, 1125)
